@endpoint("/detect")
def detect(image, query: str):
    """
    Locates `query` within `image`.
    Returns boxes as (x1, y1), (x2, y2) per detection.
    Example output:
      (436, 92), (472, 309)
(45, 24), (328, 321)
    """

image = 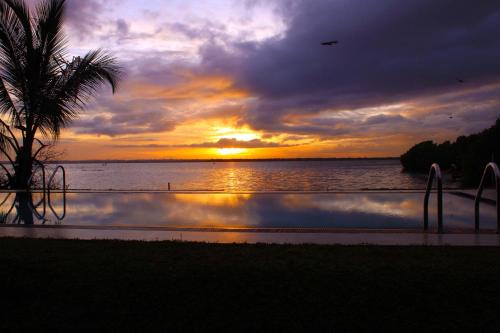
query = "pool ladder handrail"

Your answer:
(28, 160), (46, 191)
(424, 163), (443, 233)
(28, 160), (46, 219)
(47, 165), (66, 221)
(47, 165), (66, 191)
(475, 162), (500, 233)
